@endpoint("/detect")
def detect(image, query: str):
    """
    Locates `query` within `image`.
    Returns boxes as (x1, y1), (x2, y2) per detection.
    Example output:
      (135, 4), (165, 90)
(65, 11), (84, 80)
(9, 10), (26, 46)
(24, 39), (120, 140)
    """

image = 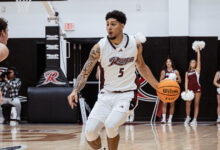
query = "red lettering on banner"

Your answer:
(44, 71), (59, 84)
